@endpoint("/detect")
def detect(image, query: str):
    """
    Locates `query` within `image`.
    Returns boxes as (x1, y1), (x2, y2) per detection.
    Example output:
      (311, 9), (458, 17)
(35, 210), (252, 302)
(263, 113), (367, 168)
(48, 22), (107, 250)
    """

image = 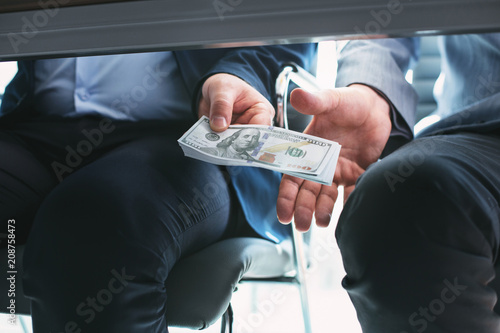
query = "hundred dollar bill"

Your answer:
(178, 116), (341, 185)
